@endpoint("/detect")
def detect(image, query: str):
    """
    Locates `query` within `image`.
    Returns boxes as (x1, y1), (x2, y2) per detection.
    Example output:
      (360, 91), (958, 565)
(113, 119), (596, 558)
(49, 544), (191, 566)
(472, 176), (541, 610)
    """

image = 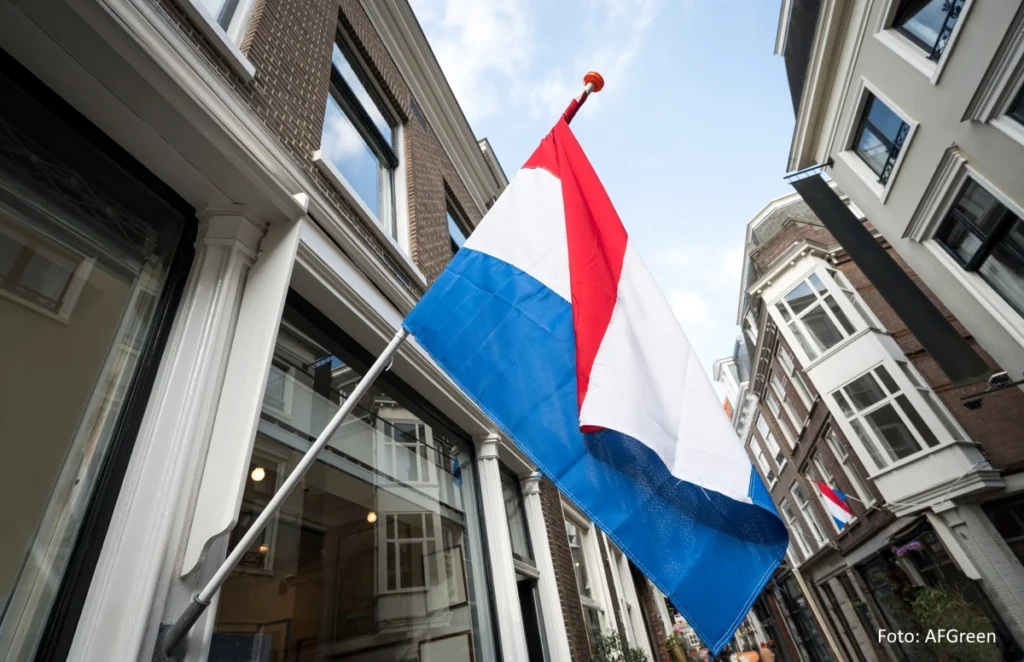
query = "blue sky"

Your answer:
(411, 0), (795, 374)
